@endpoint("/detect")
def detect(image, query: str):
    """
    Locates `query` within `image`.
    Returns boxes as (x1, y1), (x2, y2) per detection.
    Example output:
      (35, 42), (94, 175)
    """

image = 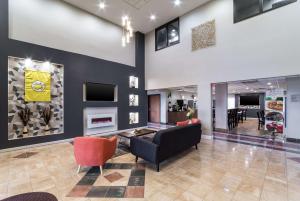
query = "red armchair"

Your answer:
(74, 136), (117, 175)
(176, 118), (201, 126)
